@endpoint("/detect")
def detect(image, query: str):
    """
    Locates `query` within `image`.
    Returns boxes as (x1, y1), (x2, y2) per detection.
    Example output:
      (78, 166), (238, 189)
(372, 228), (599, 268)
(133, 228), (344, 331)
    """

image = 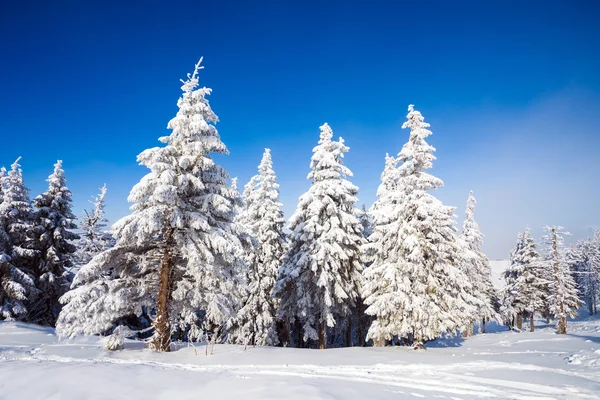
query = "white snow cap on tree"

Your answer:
(57, 58), (246, 342)
(275, 123), (364, 346)
(231, 148), (286, 346)
(363, 105), (477, 348)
